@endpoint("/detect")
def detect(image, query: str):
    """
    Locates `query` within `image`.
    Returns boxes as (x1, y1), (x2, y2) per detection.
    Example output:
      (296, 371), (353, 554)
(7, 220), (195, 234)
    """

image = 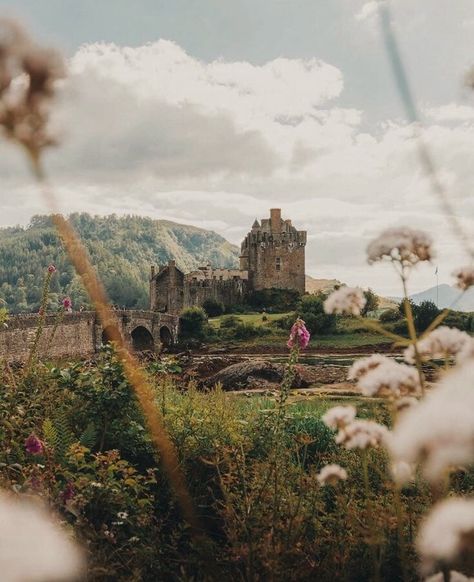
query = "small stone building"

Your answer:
(149, 209), (306, 314)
